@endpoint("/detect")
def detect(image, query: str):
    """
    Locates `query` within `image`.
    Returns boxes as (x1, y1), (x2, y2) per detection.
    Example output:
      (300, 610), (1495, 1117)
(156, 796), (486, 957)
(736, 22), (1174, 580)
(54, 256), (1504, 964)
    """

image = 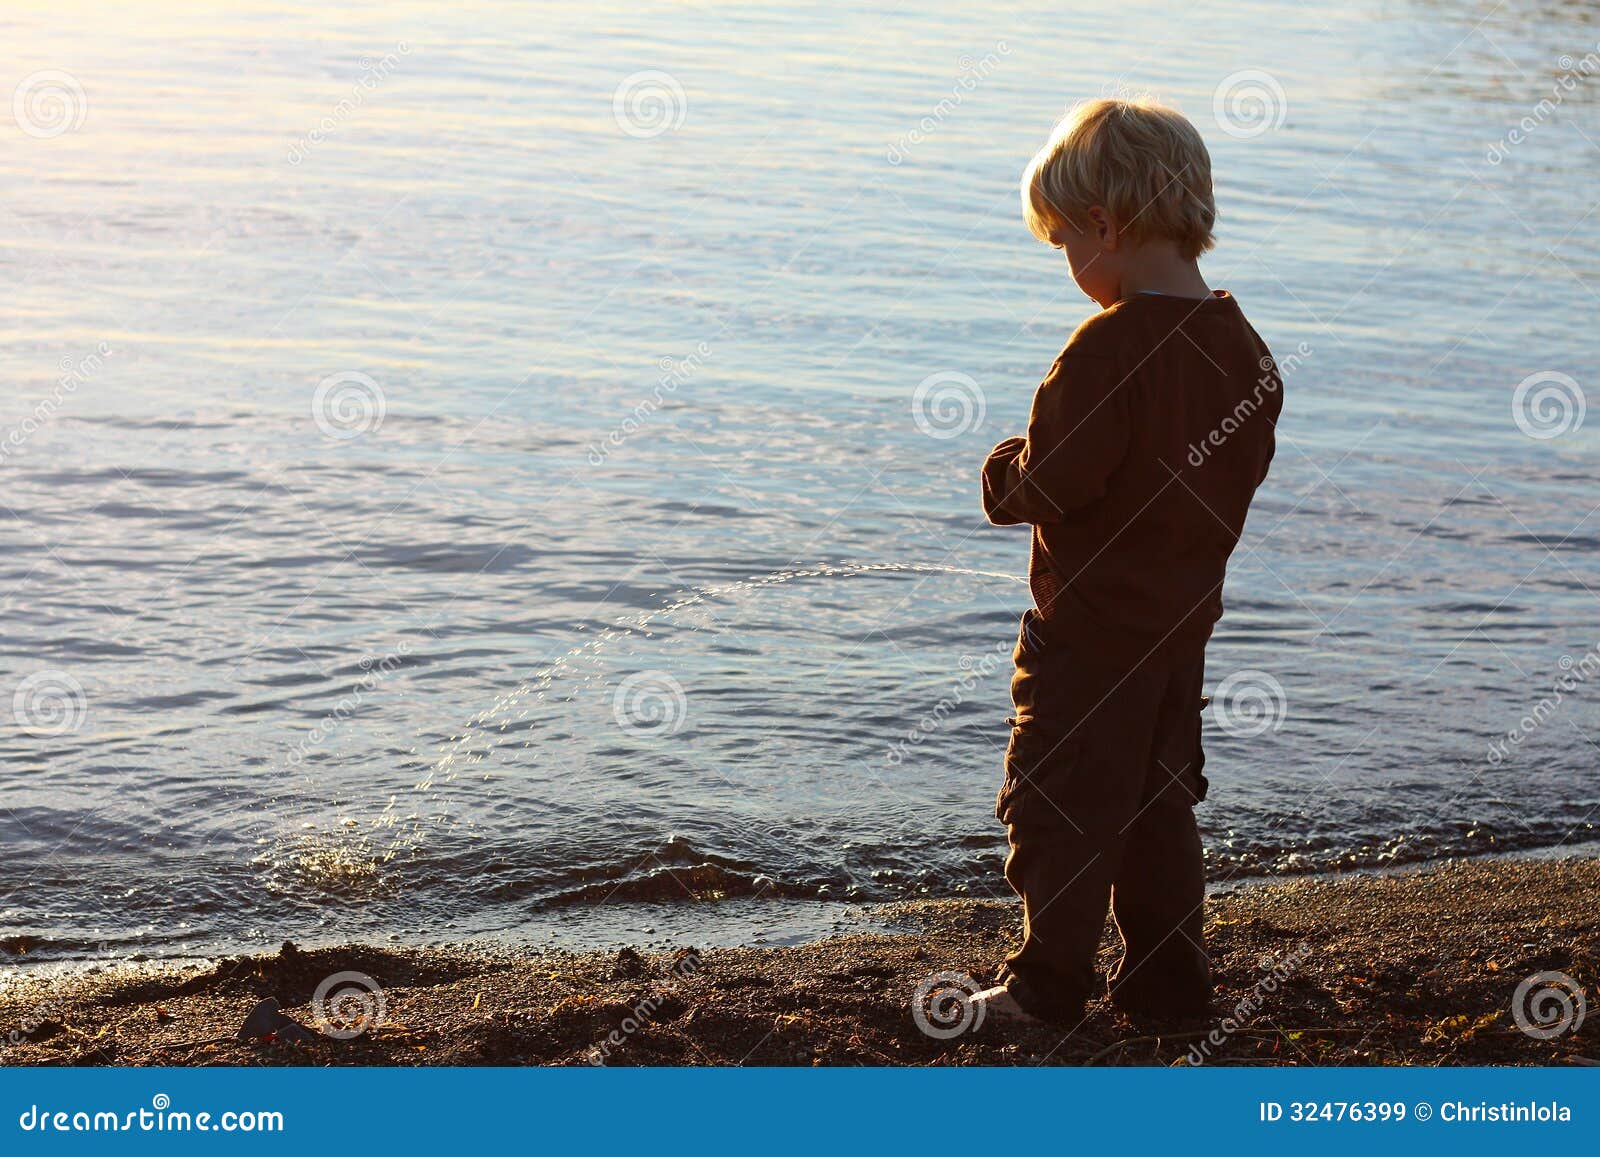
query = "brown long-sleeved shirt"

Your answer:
(983, 290), (1280, 663)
